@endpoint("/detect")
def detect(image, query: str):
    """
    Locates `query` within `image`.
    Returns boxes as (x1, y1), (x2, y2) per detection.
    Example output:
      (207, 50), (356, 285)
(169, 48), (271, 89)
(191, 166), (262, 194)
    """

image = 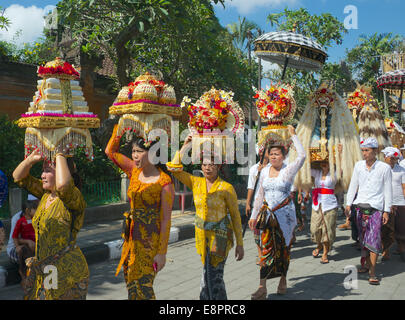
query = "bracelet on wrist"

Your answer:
(55, 153), (66, 158)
